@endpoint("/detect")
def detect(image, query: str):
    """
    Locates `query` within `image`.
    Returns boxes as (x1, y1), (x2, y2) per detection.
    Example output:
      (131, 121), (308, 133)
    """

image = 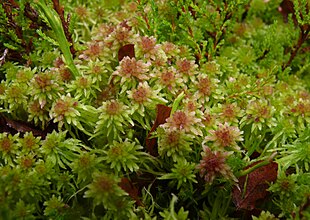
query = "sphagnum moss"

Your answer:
(0, 0), (310, 219)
